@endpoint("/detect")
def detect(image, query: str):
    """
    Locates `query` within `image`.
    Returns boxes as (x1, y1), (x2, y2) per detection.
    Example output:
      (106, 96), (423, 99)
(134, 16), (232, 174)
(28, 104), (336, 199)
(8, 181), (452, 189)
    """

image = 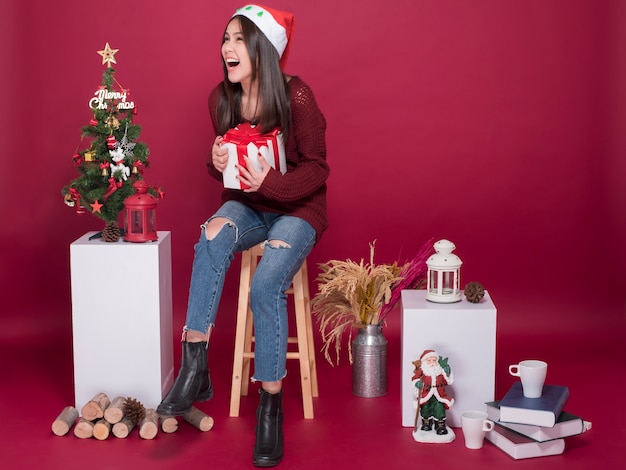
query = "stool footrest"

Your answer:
(251, 336), (299, 344)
